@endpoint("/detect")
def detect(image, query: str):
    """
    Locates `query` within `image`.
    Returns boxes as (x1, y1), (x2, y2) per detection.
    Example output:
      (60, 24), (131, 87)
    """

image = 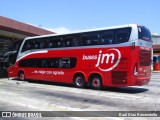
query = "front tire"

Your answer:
(19, 71), (25, 81)
(73, 74), (86, 88)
